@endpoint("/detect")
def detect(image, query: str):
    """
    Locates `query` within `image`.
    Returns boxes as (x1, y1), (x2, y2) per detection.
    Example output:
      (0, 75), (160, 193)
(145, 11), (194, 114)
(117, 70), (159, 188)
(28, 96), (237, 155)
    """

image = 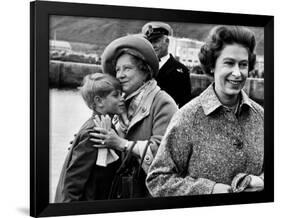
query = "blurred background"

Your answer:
(49, 16), (264, 79)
